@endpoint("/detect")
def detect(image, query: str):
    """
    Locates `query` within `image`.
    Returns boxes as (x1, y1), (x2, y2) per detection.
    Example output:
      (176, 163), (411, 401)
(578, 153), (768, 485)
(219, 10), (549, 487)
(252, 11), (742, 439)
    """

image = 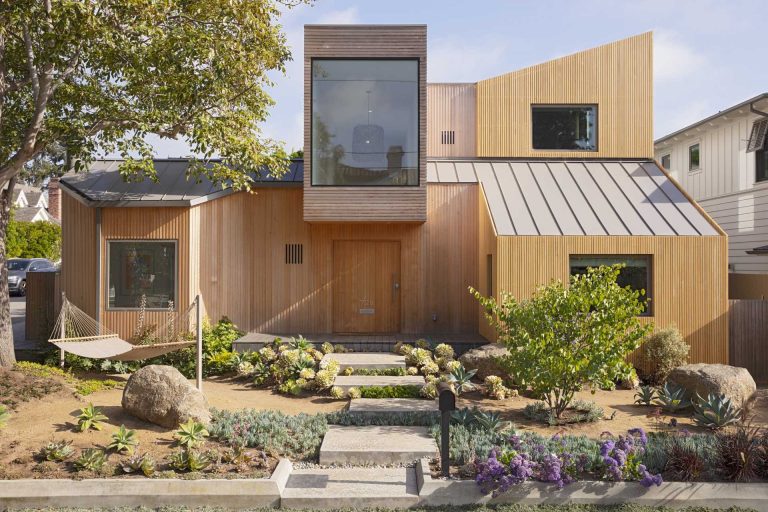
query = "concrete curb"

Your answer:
(0, 458), (292, 510)
(416, 458), (768, 510)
